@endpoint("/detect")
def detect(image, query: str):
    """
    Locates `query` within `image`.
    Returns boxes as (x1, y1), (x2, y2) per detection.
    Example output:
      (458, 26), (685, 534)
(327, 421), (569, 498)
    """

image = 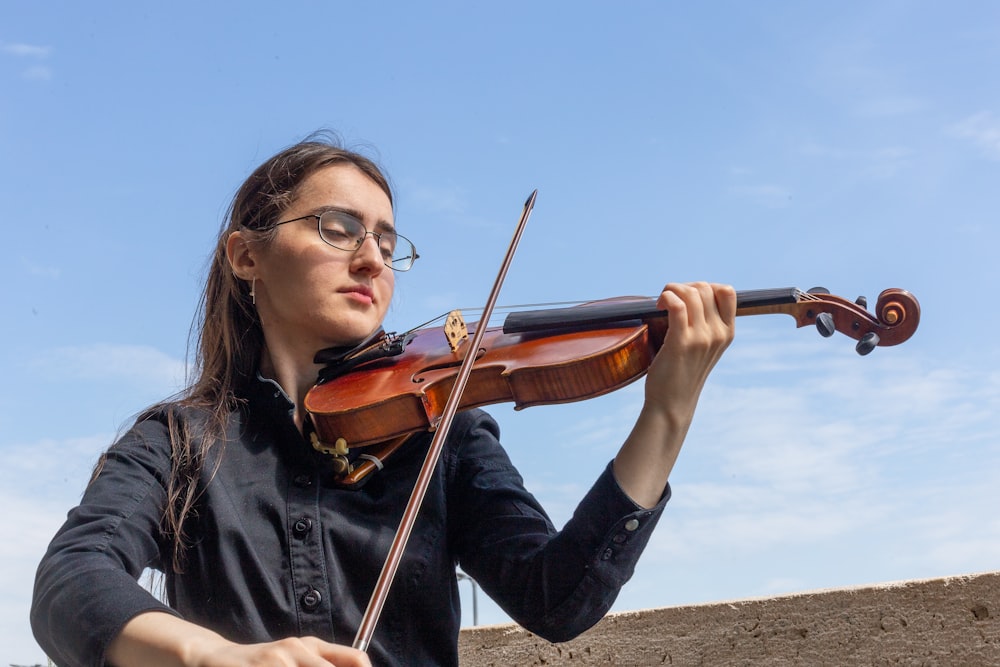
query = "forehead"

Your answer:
(291, 163), (394, 222)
